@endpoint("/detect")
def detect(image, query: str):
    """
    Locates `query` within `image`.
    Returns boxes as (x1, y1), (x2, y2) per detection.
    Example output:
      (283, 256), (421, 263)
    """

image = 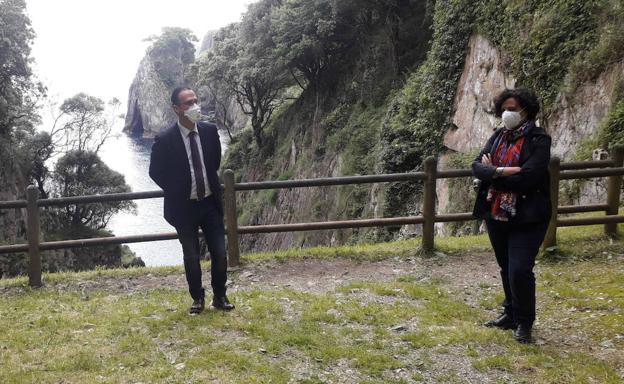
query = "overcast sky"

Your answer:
(26, 0), (255, 112)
